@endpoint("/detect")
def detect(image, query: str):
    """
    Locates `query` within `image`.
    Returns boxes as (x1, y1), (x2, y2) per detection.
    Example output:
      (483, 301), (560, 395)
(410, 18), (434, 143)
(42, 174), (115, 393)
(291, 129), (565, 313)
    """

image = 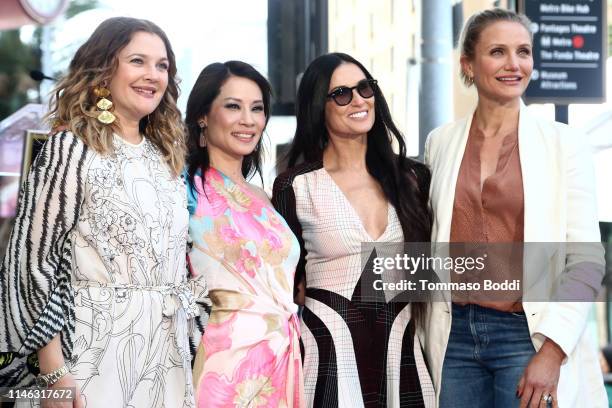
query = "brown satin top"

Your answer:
(450, 119), (525, 312)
